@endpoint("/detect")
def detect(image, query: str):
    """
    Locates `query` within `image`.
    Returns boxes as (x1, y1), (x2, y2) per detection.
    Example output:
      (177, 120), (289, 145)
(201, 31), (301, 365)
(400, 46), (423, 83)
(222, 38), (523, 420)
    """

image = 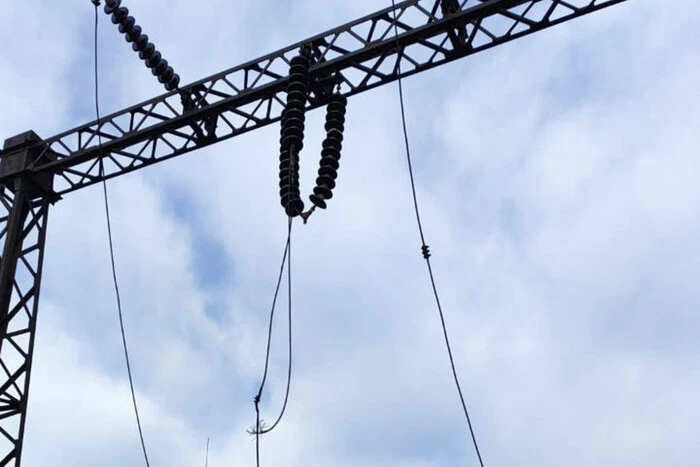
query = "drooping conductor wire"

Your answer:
(390, 0), (485, 465)
(91, 2), (151, 466)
